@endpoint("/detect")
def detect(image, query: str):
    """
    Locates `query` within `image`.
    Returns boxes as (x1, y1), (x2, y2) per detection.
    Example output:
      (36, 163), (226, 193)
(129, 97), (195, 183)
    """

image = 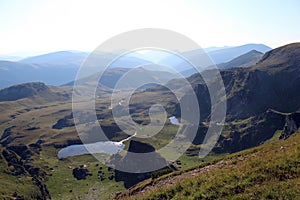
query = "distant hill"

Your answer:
(157, 43), (271, 73)
(0, 82), (70, 102)
(21, 51), (88, 65)
(0, 60), (79, 89)
(65, 66), (180, 89)
(181, 49), (263, 76)
(22, 51), (152, 69)
(208, 43), (271, 64)
(0, 51), (89, 89)
(0, 82), (49, 101)
(203, 46), (232, 52)
(217, 50), (263, 69)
